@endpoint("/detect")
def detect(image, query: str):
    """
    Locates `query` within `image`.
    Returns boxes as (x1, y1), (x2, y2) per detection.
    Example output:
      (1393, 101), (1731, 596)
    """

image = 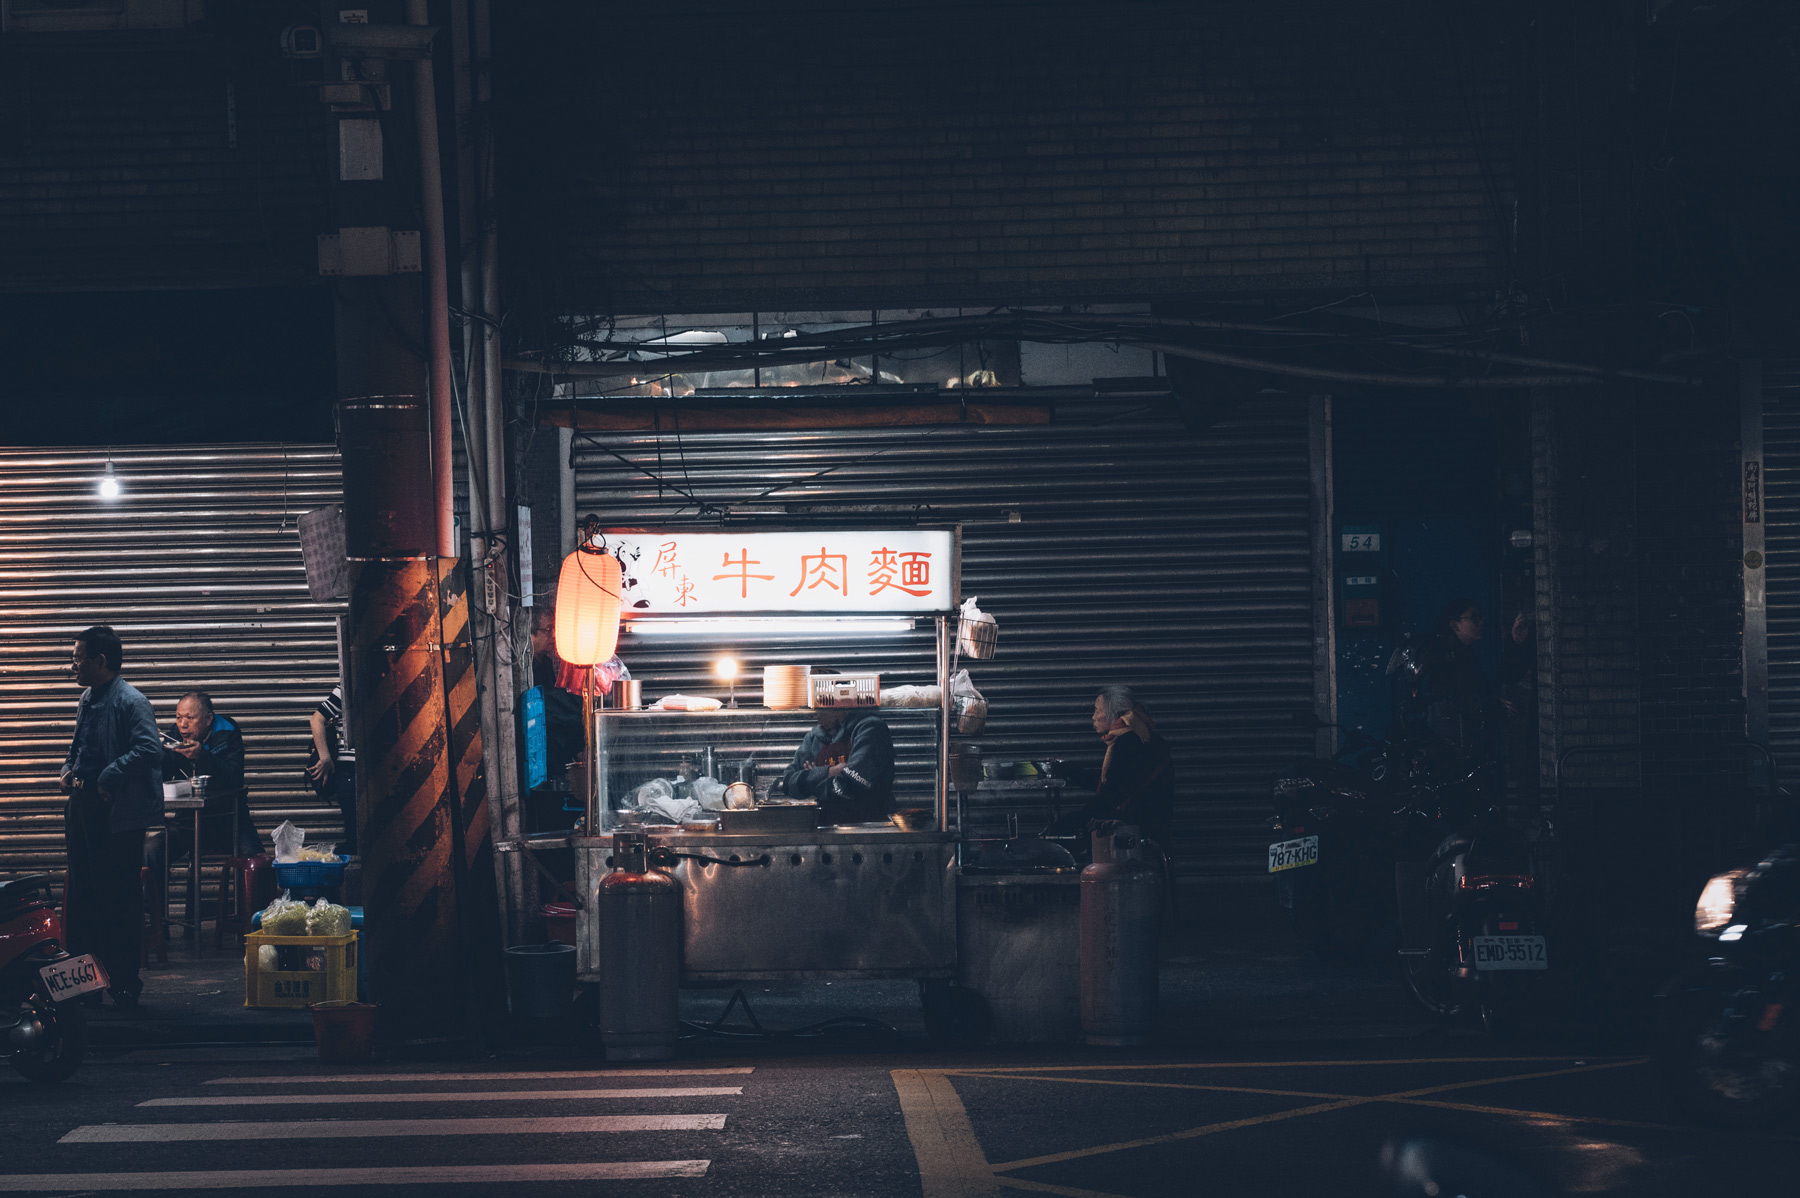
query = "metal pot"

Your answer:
(611, 680), (642, 709)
